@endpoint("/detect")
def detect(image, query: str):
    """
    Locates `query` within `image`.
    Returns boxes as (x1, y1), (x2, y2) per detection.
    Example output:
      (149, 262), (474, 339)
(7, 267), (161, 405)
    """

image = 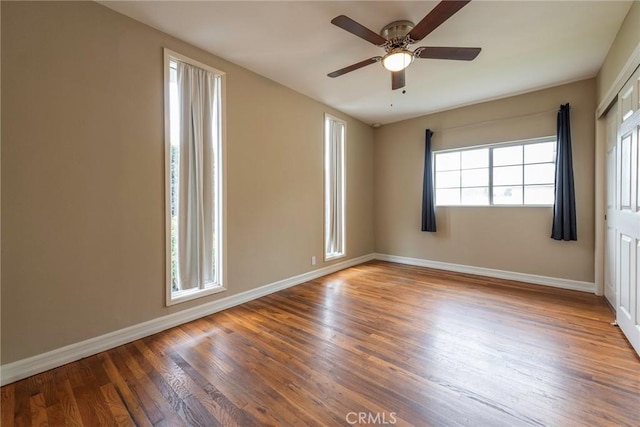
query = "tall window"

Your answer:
(324, 114), (346, 260)
(165, 49), (225, 305)
(435, 137), (556, 206)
